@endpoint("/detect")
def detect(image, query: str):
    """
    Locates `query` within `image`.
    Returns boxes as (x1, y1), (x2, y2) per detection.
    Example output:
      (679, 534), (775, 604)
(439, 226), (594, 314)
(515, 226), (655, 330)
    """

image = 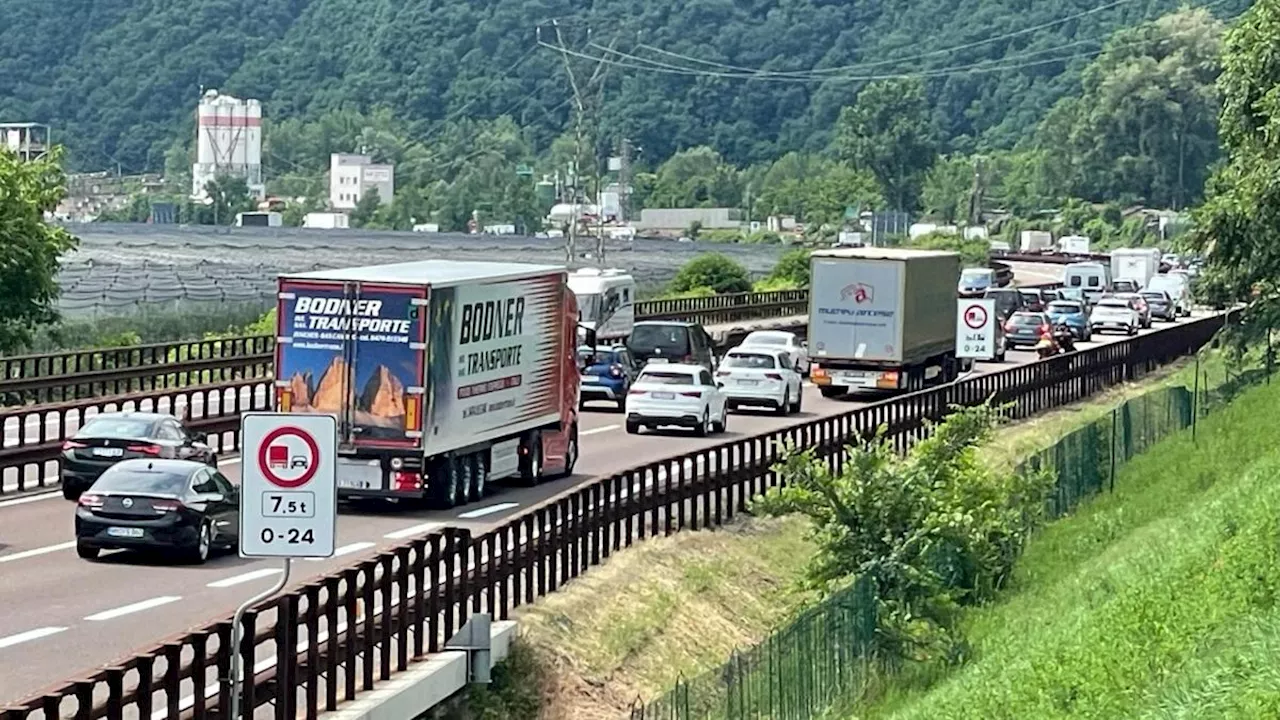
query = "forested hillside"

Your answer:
(0, 0), (1248, 176)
